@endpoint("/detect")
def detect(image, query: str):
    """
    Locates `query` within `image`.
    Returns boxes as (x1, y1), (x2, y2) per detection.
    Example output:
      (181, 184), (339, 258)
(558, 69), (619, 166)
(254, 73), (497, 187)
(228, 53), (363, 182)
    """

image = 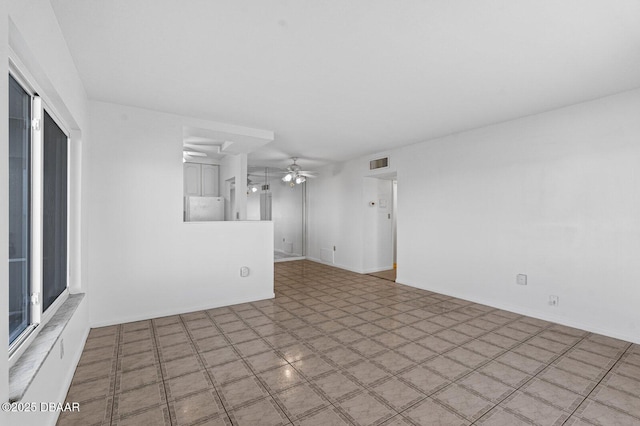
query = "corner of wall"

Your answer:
(1, 0), (12, 420)
(8, 299), (90, 426)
